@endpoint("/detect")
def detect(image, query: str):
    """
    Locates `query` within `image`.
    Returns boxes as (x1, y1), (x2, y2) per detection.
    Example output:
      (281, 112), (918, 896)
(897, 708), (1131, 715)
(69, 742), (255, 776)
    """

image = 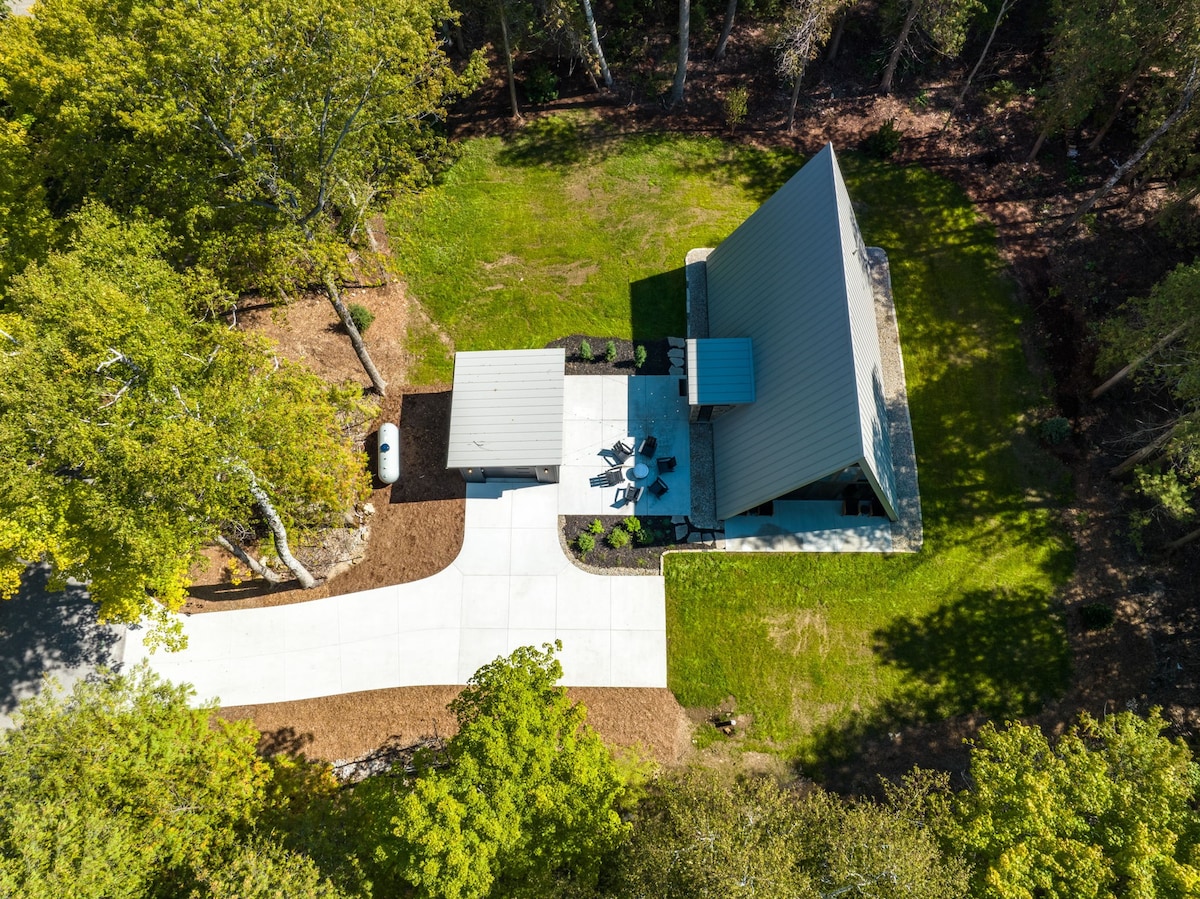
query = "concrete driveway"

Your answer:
(124, 481), (666, 707)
